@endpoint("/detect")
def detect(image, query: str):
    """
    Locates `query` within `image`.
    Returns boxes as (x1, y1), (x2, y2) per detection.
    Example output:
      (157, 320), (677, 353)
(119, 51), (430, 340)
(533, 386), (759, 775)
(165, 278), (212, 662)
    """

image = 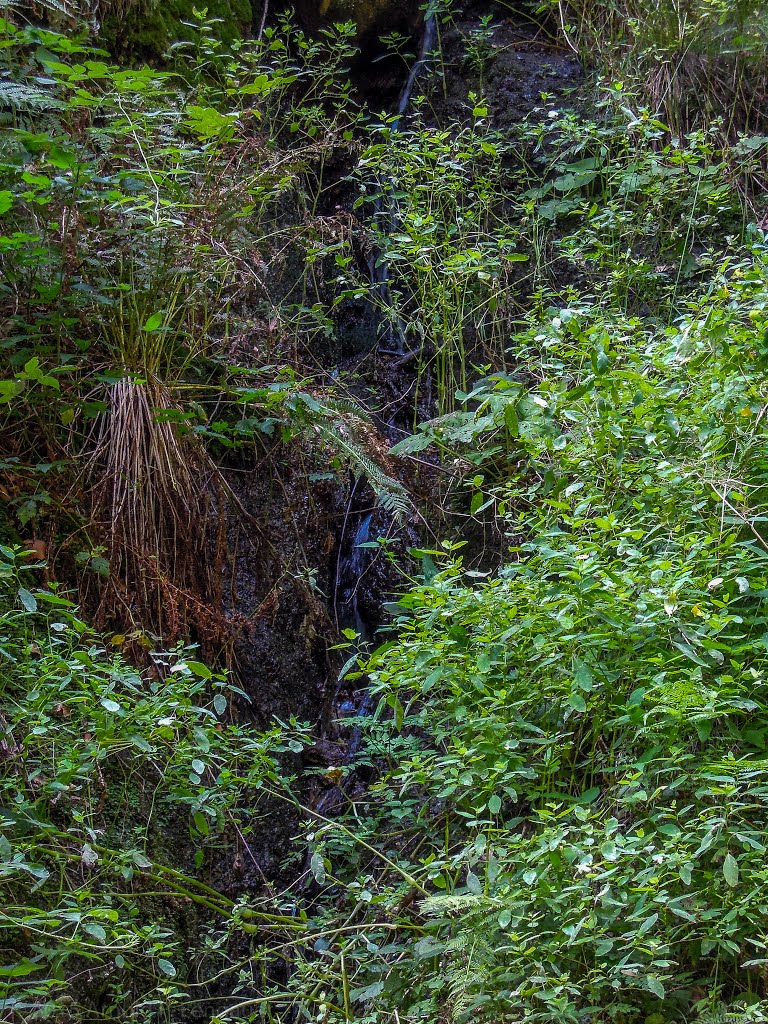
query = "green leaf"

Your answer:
(239, 74), (270, 95)
(83, 921), (106, 942)
(18, 587), (37, 612)
(488, 794), (502, 814)
(0, 960), (45, 978)
(143, 312), (164, 332)
(100, 697), (121, 713)
(213, 693), (227, 716)
(0, 379), (23, 404)
(310, 852), (326, 884)
(157, 959), (176, 978)
(389, 693), (405, 731)
(187, 660), (212, 679)
(568, 692), (587, 713)
(0, 191), (13, 215)
(574, 661), (593, 691)
(601, 840), (617, 861)
(723, 853), (739, 887)
(578, 787), (600, 804)
(351, 981), (384, 1003)
(638, 912), (658, 934)
(646, 977), (665, 999)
